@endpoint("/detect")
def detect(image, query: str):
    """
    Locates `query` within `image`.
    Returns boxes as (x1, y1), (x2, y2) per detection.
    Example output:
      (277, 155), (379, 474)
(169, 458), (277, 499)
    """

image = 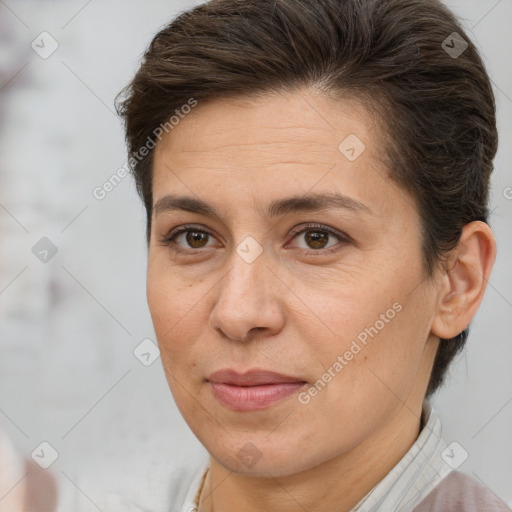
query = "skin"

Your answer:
(148, 88), (496, 512)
